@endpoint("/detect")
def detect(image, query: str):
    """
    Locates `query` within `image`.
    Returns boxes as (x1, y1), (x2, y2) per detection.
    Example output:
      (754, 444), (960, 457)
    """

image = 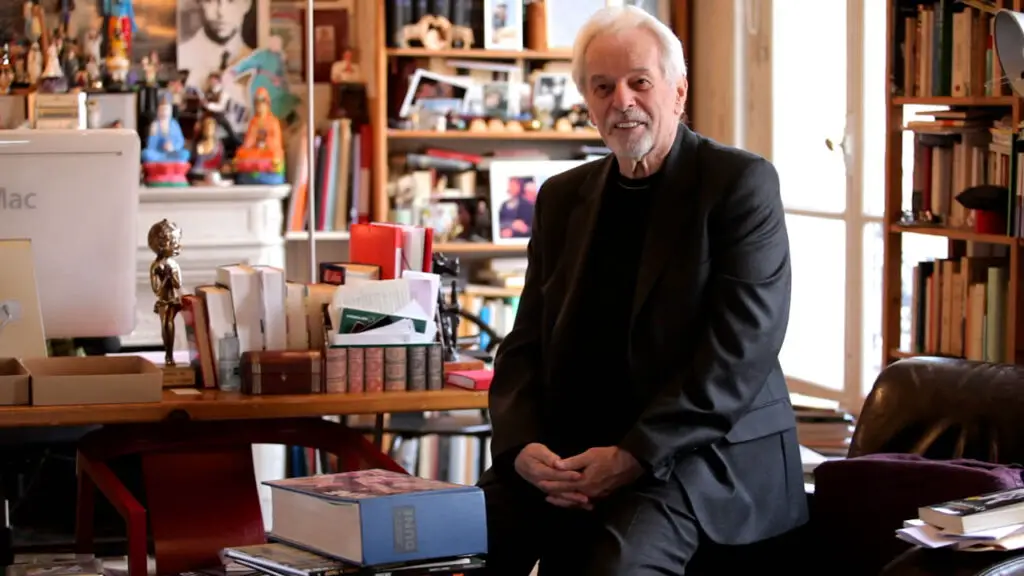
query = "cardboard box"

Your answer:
(0, 358), (30, 406)
(23, 356), (163, 406)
